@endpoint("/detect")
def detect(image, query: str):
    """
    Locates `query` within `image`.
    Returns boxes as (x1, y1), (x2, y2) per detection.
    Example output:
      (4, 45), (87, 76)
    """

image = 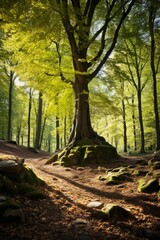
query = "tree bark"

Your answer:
(149, 3), (160, 151)
(34, 91), (43, 150)
(137, 89), (145, 153)
(132, 95), (137, 151)
(56, 116), (60, 150)
(27, 88), (32, 147)
(68, 77), (101, 144)
(122, 99), (127, 152)
(7, 71), (14, 142)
